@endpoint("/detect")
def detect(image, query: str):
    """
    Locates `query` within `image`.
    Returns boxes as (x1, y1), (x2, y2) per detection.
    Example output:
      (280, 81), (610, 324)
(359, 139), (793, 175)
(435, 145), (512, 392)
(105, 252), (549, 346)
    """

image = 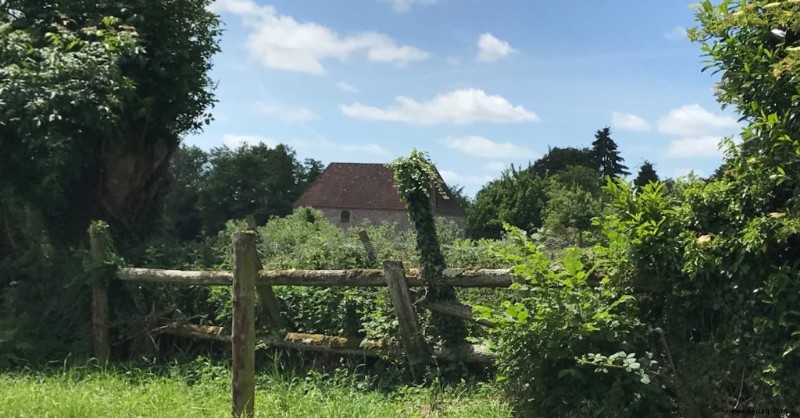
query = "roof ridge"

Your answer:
(328, 162), (387, 166)
(292, 162), (465, 216)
